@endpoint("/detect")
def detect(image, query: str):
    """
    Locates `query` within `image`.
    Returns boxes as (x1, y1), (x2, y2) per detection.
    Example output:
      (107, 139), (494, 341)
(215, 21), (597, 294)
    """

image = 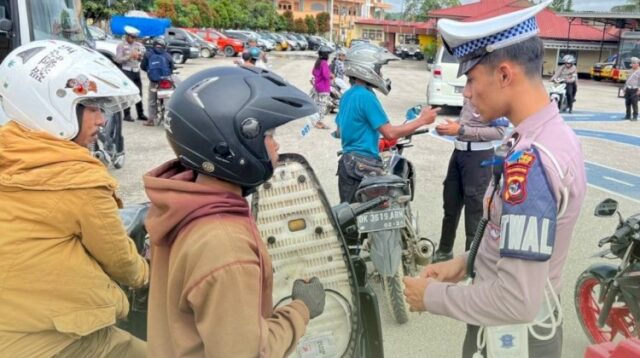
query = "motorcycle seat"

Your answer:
(119, 203), (150, 242)
(358, 174), (406, 189)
